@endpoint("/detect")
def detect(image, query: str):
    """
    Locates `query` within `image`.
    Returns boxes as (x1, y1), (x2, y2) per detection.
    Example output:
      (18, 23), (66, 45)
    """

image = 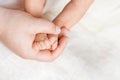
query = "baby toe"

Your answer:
(39, 41), (46, 50)
(44, 39), (51, 49)
(35, 33), (48, 42)
(52, 41), (58, 50)
(48, 34), (58, 44)
(33, 42), (41, 51)
(51, 40), (58, 50)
